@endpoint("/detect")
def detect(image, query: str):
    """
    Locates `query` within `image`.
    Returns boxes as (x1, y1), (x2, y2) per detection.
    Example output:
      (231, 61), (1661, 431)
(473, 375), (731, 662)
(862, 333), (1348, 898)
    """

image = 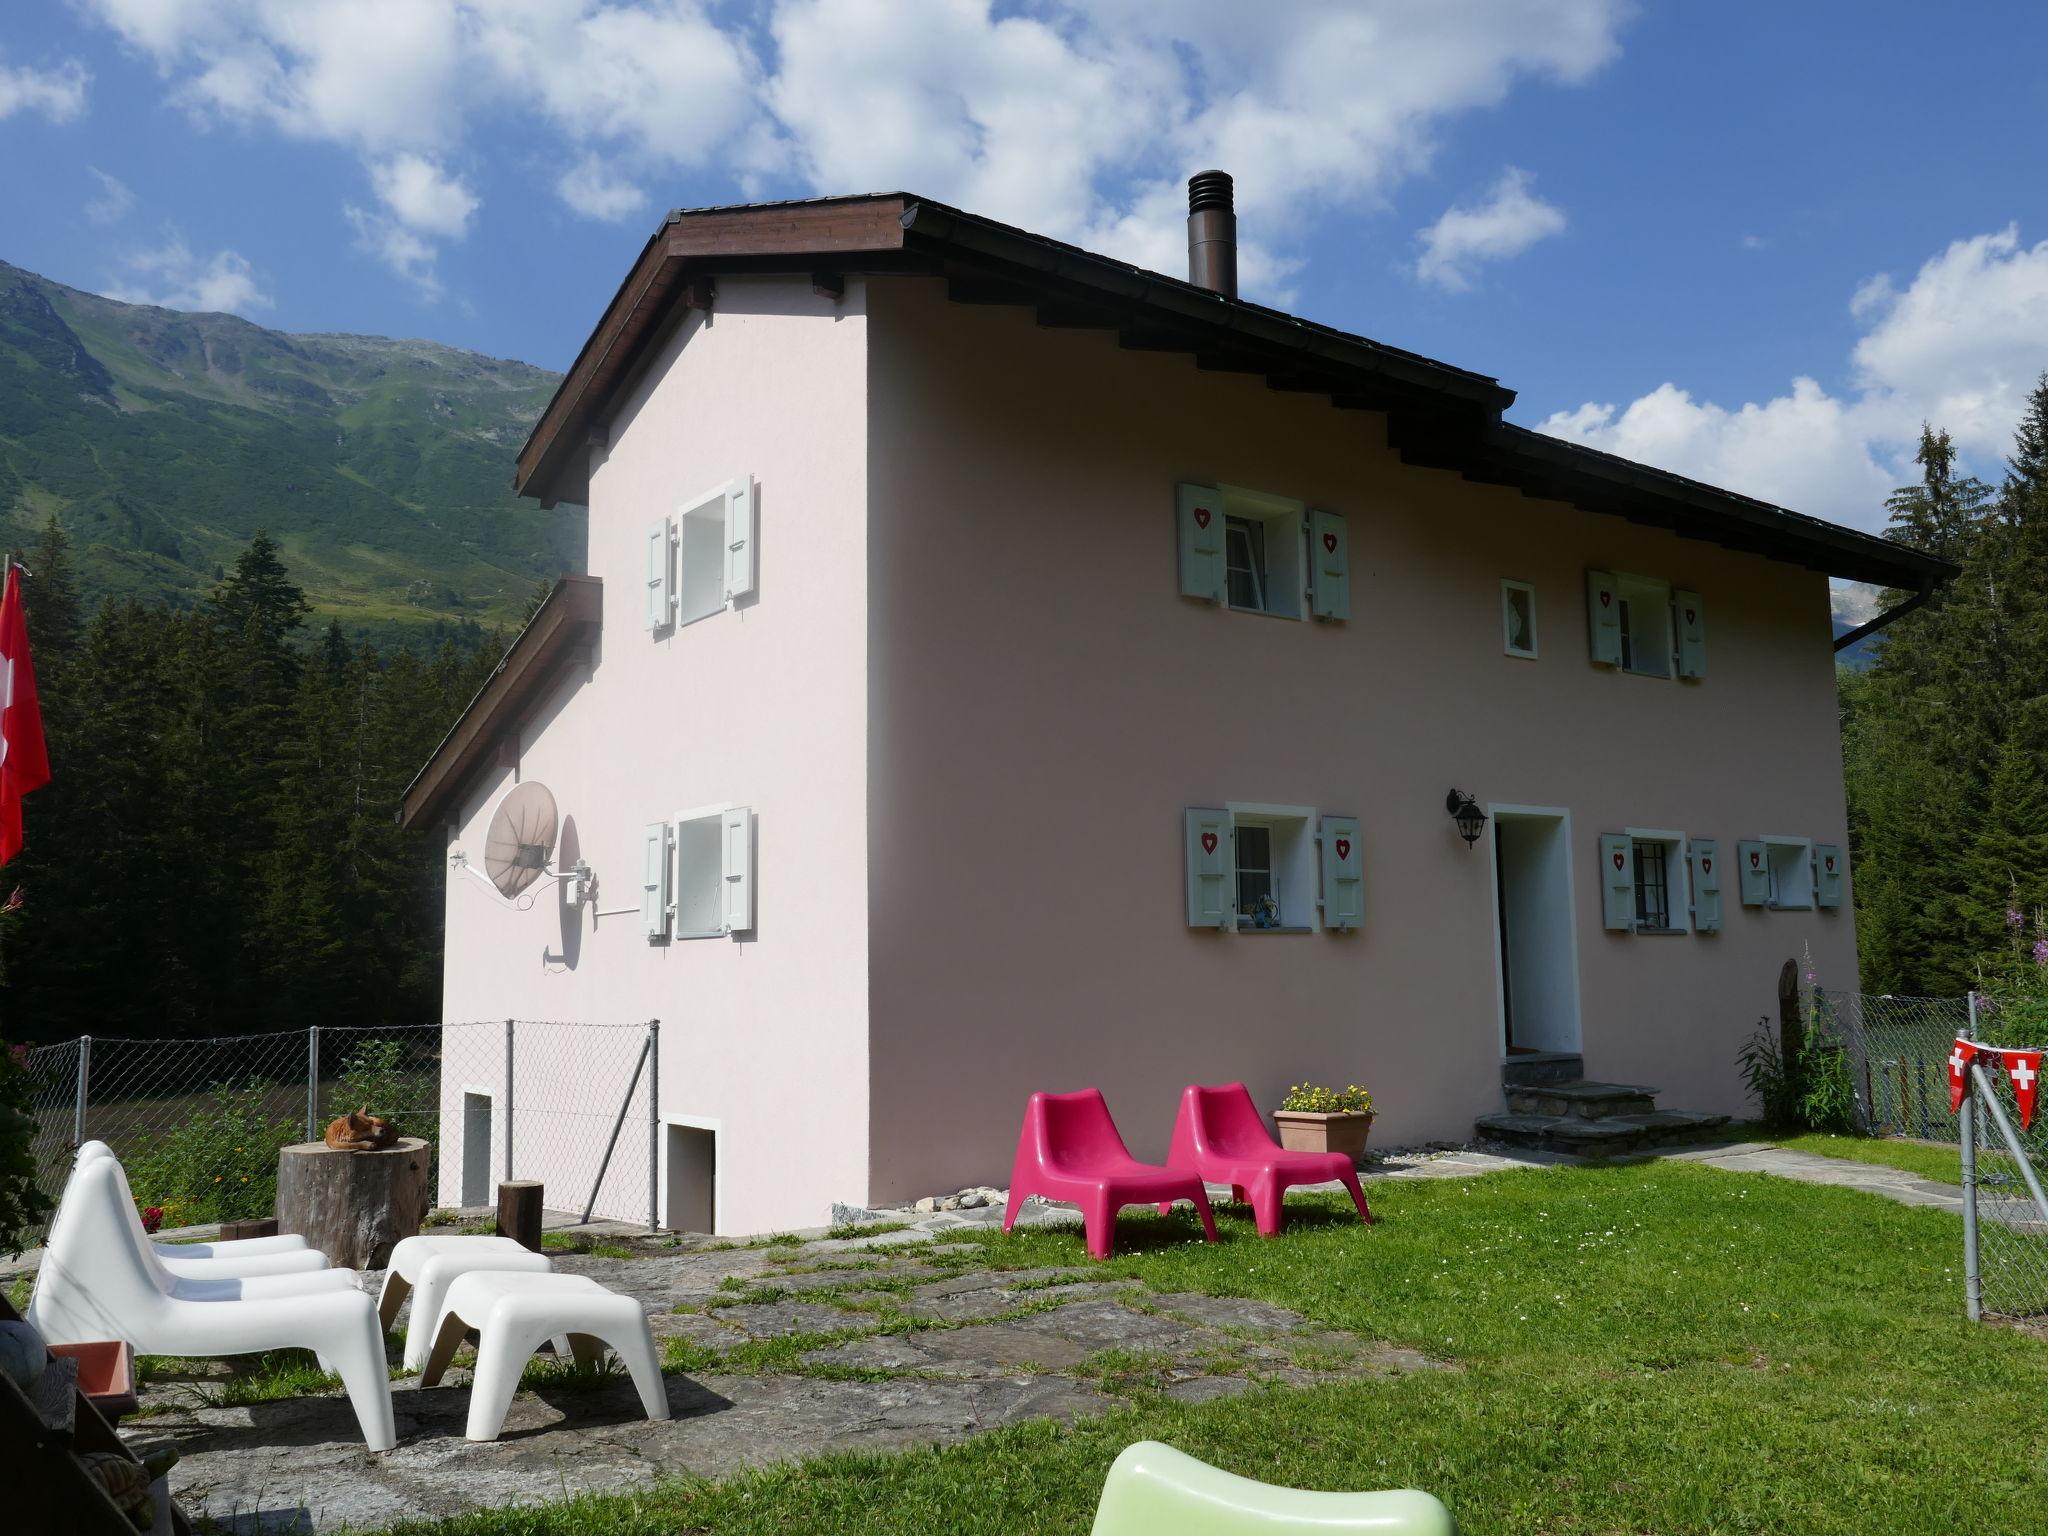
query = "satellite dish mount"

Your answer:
(451, 781), (593, 909)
